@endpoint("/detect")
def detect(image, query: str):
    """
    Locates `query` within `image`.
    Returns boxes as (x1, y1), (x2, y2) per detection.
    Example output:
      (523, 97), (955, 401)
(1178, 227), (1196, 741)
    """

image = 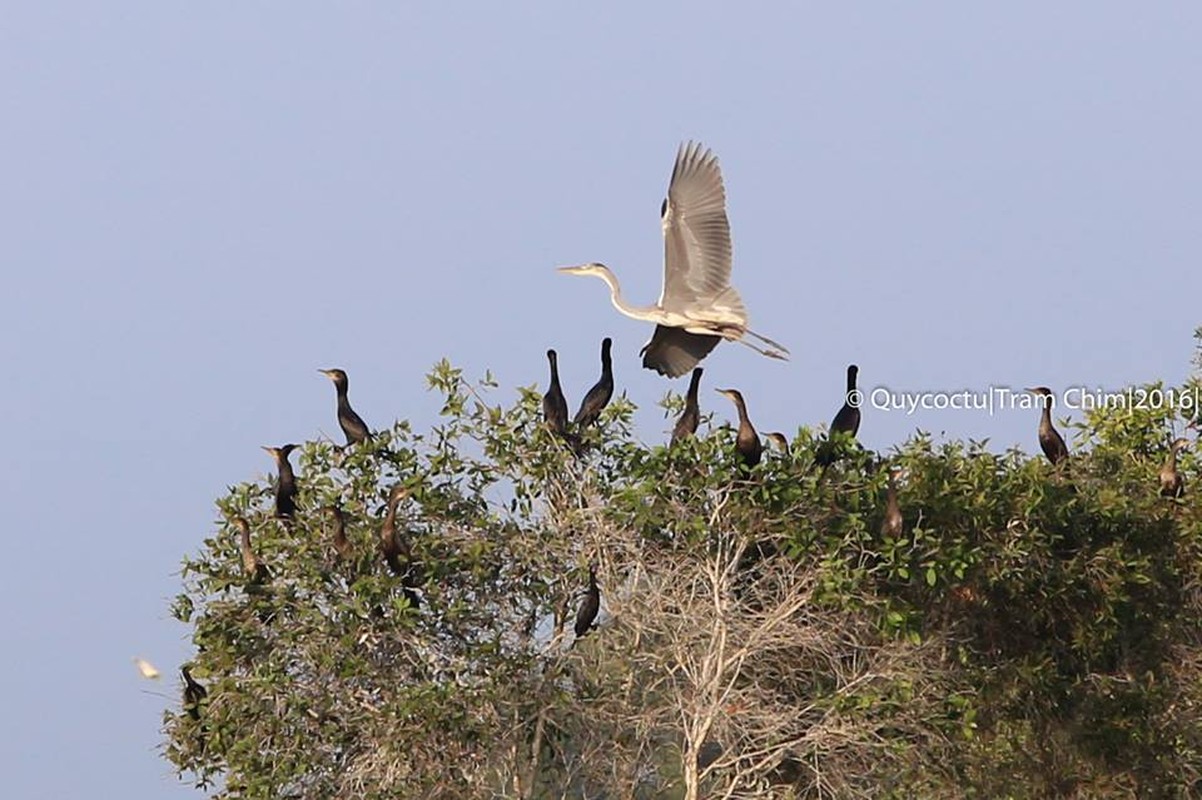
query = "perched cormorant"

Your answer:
(671, 368), (704, 443)
(716, 388), (762, 471)
(261, 444), (299, 520)
(1027, 387), (1069, 465)
(380, 485), (410, 574)
(880, 470), (904, 539)
(325, 504), (352, 561)
(573, 338), (614, 428)
(815, 365), (861, 467)
(542, 349), (570, 437)
(1160, 438), (1189, 498)
(765, 432), (791, 457)
(379, 485), (421, 608)
(181, 666), (207, 722)
(319, 368), (371, 446)
(234, 517), (271, 586)
(574, 564), (600, 639)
